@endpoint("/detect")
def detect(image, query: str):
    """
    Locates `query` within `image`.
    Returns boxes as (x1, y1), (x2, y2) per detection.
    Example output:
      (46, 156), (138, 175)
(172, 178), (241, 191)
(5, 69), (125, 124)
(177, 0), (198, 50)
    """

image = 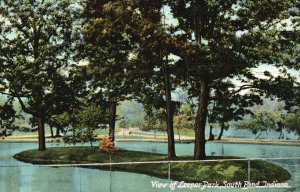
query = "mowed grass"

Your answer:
(14, 147), (291, 183)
